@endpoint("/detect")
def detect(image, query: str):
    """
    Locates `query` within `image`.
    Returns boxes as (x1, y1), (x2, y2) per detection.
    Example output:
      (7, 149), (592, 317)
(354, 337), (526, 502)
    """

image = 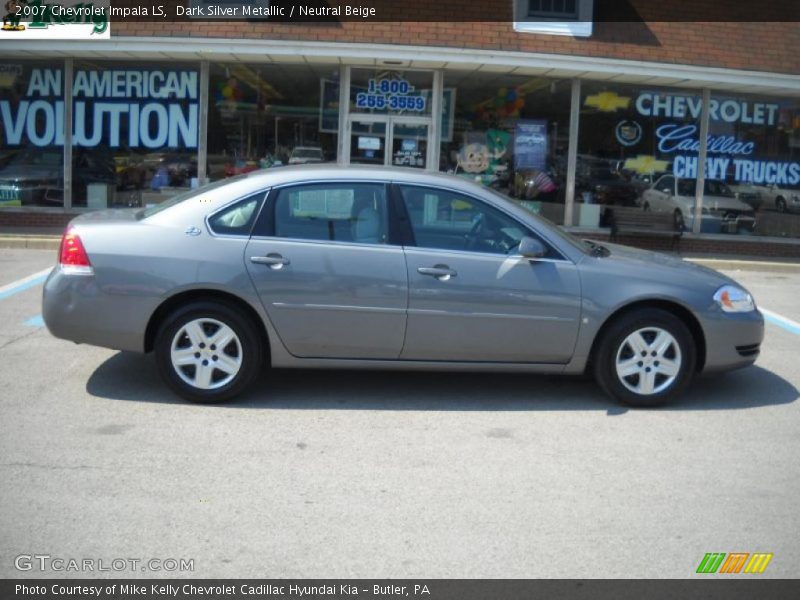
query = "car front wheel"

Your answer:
(594, 308), (696, 407)
(155, 301), (264, 402)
